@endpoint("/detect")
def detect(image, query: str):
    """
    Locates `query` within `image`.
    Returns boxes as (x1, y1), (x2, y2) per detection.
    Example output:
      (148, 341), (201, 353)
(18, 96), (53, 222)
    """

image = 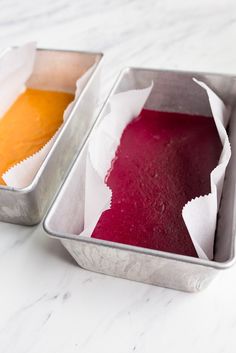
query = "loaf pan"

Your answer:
(0, 47), (103, 225)
(44, 67), (236, 292)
